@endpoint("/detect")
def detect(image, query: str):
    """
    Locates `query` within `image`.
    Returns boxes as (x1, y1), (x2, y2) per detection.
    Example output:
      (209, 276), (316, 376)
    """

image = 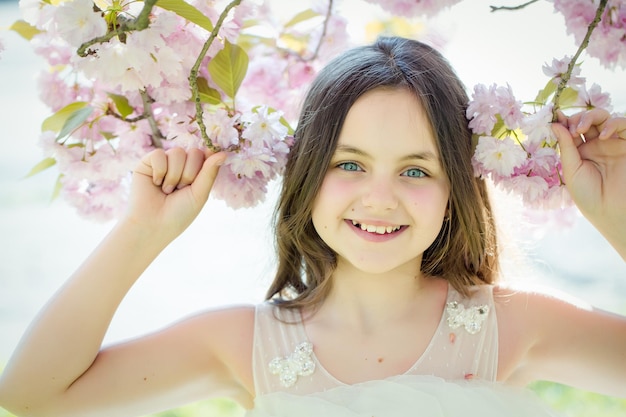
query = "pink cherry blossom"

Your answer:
(466, 83), (523, 135)
(211, 169), (269, 210)
(19, 0), (56, 30)
(241, 106), (288, 146)
(542, 56), (585, 88)
(363, 0), (463, 17)
(521, 104), (556, 146)
(60, 177), (129, 223)
(203, 109), (240, 149)
(501, 175), (549, 209)
(473, 136), (528, 179)
(36, 70), (79, 111)
(575, 83), (613, 110)
(52, 0), (107, 47)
